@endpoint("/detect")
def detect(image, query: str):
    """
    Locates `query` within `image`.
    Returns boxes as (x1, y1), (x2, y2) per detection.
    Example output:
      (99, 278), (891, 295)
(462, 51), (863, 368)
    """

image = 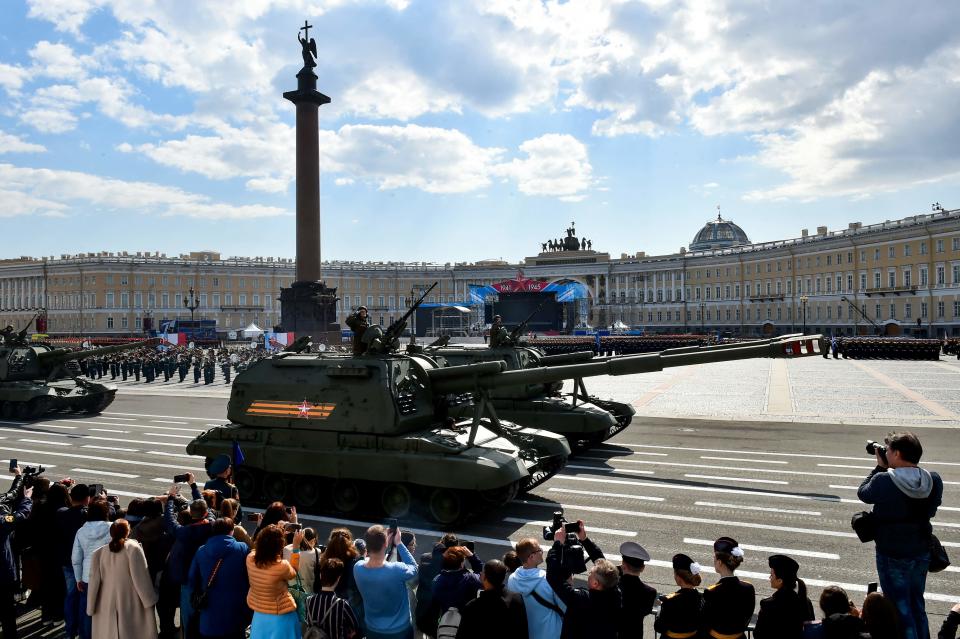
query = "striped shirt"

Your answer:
(306, 590), (359, 639)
